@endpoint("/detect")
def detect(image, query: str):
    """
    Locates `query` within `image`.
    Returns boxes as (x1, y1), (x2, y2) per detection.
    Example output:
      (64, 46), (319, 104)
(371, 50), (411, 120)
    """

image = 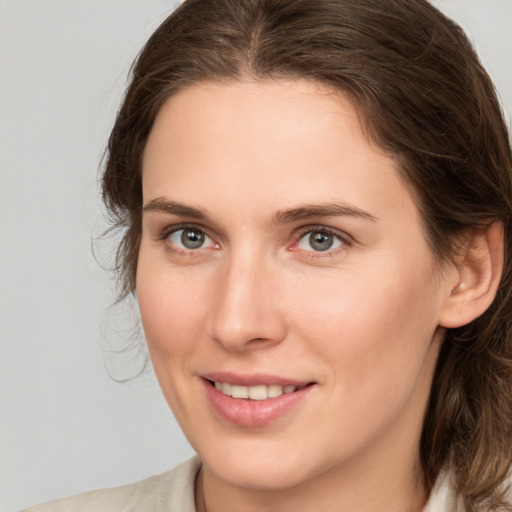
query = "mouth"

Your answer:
(208, 380), (311, 400)
(201, 375), (316, 427)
